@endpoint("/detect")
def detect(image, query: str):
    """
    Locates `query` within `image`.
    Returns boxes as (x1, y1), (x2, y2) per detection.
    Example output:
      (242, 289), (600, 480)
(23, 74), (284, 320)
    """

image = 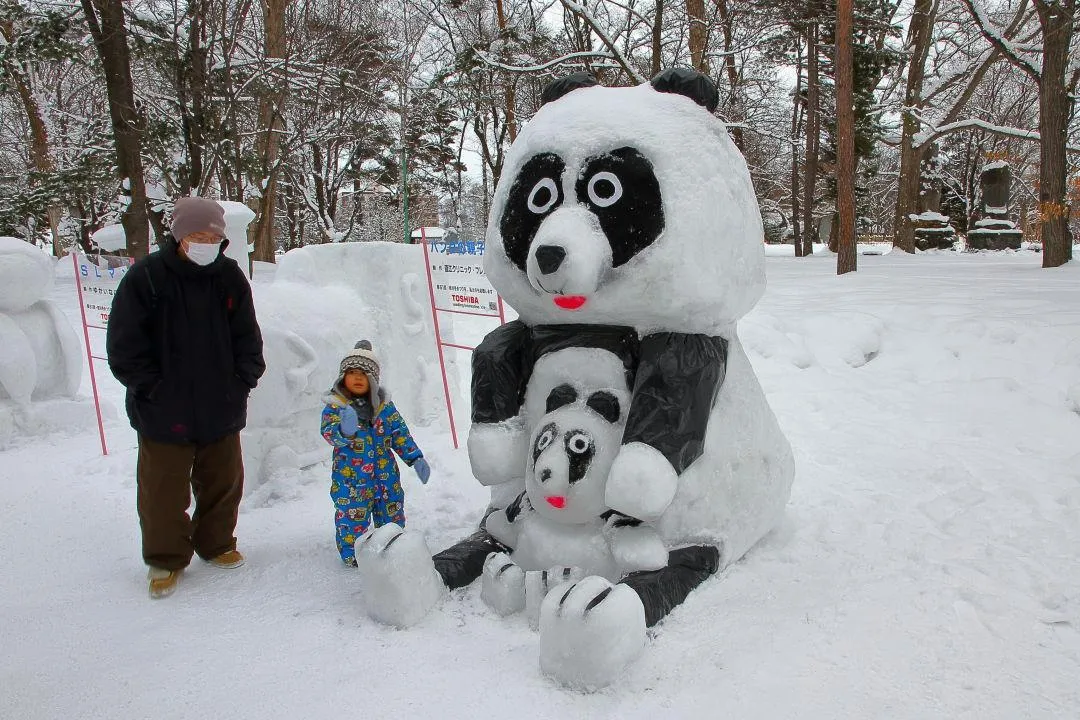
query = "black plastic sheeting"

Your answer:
(620, 545), (721, 627)
(431, 529), (508, 590)
(622, 333), (728, 474)
(470, 321), (639, 424)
